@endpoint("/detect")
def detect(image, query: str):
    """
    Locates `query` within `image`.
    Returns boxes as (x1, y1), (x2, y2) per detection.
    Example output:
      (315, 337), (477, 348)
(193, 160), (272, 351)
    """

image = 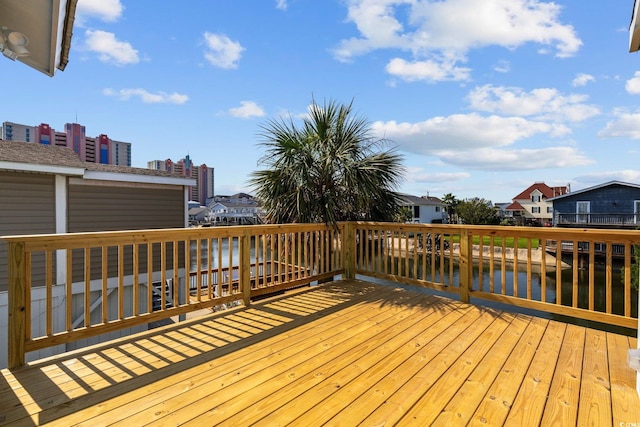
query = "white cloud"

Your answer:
(625, 71), (640, 94)
(599, 111), (640, 138)
(404, 167), (470, 183)
(85, 30), (139, 65)
(76, 0), (124, 23)
(371, 112), (587, 171)
(436, 146), (592, 170)
(572, 73), (595, 87)
(372, 113), (569, 155)
(203, 32), (244, 69)
(276, 0), (288, 10)
(228, 101), (266, 118)
(467, 84), (600, 122)
(385, 57), (471, 82)
(334, 0), (581, 81)
(103, 88), (189, 104)
(493, 60), (511, 73)
(573, 170), (640, 185)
